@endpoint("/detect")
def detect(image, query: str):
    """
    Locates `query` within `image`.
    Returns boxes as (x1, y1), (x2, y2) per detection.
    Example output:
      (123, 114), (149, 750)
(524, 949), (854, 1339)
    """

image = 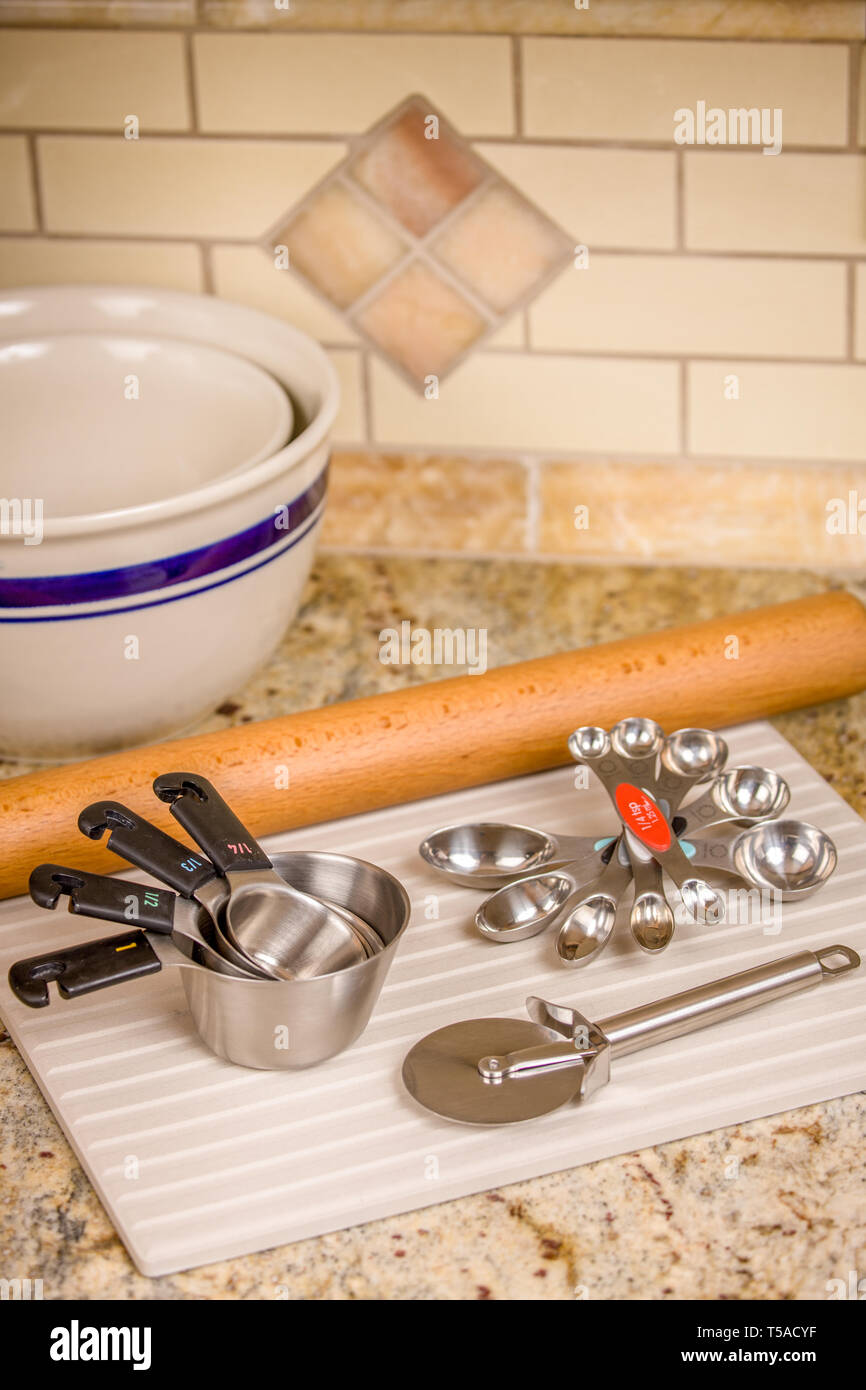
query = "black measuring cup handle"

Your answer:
(78, 801), (219, 900)
(9, 930), (161, 1008)
(29, 863), (178, 934)
(152, 773), (272, 876)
